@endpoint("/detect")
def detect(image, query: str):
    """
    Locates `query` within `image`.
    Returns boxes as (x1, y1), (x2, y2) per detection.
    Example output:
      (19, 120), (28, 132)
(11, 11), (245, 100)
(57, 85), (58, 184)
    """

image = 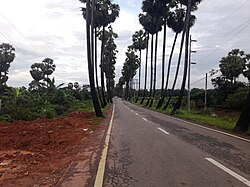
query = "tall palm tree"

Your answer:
(163, 8), (197, 110)
(156, 7), (185, 109)
(149, 31), (159, 107)
(121, 48), (139, 99)
(84, 0), (103, 117)
(102, 26), (118, 103)
(80, 0), (104, 107)
(172, 0), (202, 114)
(99, 1), (120, 106)
(130, 29), (148, 102)
(140, 33), (150, 105)
(139, 0), (163, 107)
